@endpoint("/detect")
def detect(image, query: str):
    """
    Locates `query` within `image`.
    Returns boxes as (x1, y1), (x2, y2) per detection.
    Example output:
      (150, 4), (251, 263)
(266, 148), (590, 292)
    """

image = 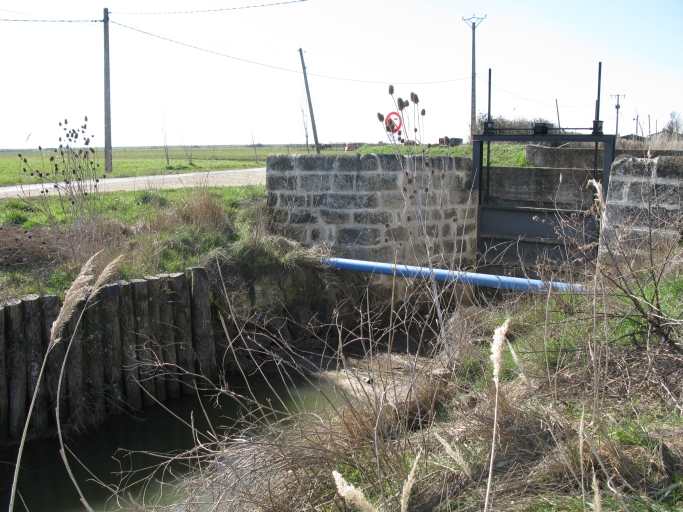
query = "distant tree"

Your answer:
(663, 111), (682, 137)
(471, 113), (553, 143)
